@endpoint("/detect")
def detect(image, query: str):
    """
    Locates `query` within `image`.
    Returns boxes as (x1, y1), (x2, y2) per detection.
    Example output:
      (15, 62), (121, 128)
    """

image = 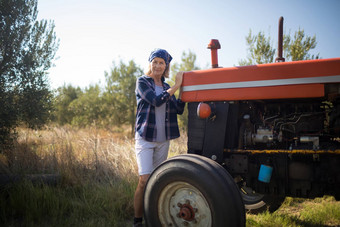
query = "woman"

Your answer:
(133, 49), (185, 226)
